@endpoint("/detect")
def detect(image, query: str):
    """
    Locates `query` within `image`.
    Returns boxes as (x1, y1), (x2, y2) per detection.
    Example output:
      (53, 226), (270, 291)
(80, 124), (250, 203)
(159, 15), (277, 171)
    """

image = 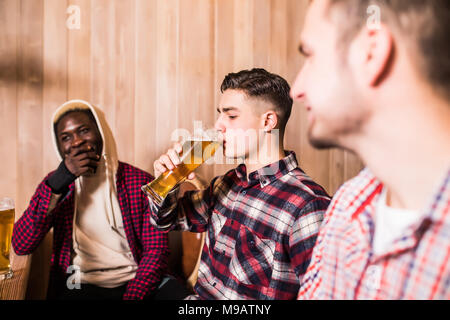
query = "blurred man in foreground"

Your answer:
(292, 0), (450, 299)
